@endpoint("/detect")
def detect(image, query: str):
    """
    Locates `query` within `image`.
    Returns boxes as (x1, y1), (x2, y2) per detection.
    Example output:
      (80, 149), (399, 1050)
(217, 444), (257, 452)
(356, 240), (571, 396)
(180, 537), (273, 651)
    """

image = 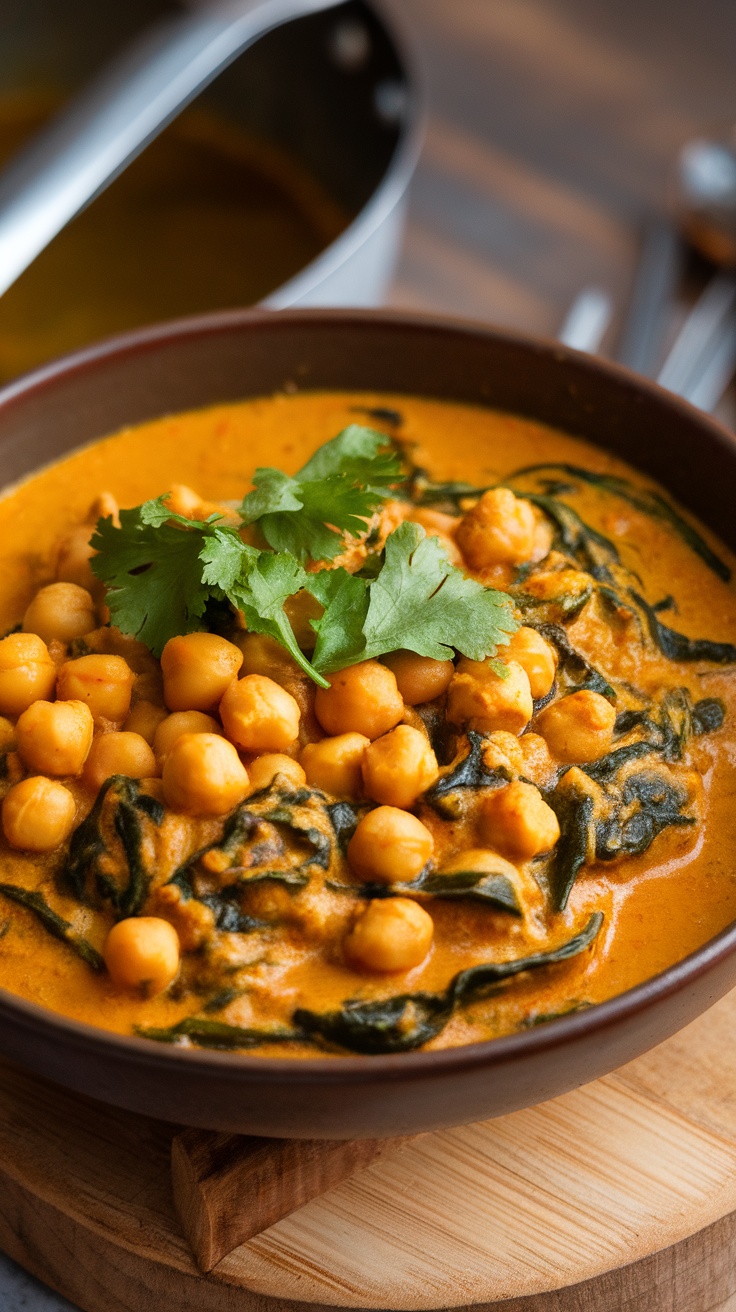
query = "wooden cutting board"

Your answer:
(2, 985), (736, 1312)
